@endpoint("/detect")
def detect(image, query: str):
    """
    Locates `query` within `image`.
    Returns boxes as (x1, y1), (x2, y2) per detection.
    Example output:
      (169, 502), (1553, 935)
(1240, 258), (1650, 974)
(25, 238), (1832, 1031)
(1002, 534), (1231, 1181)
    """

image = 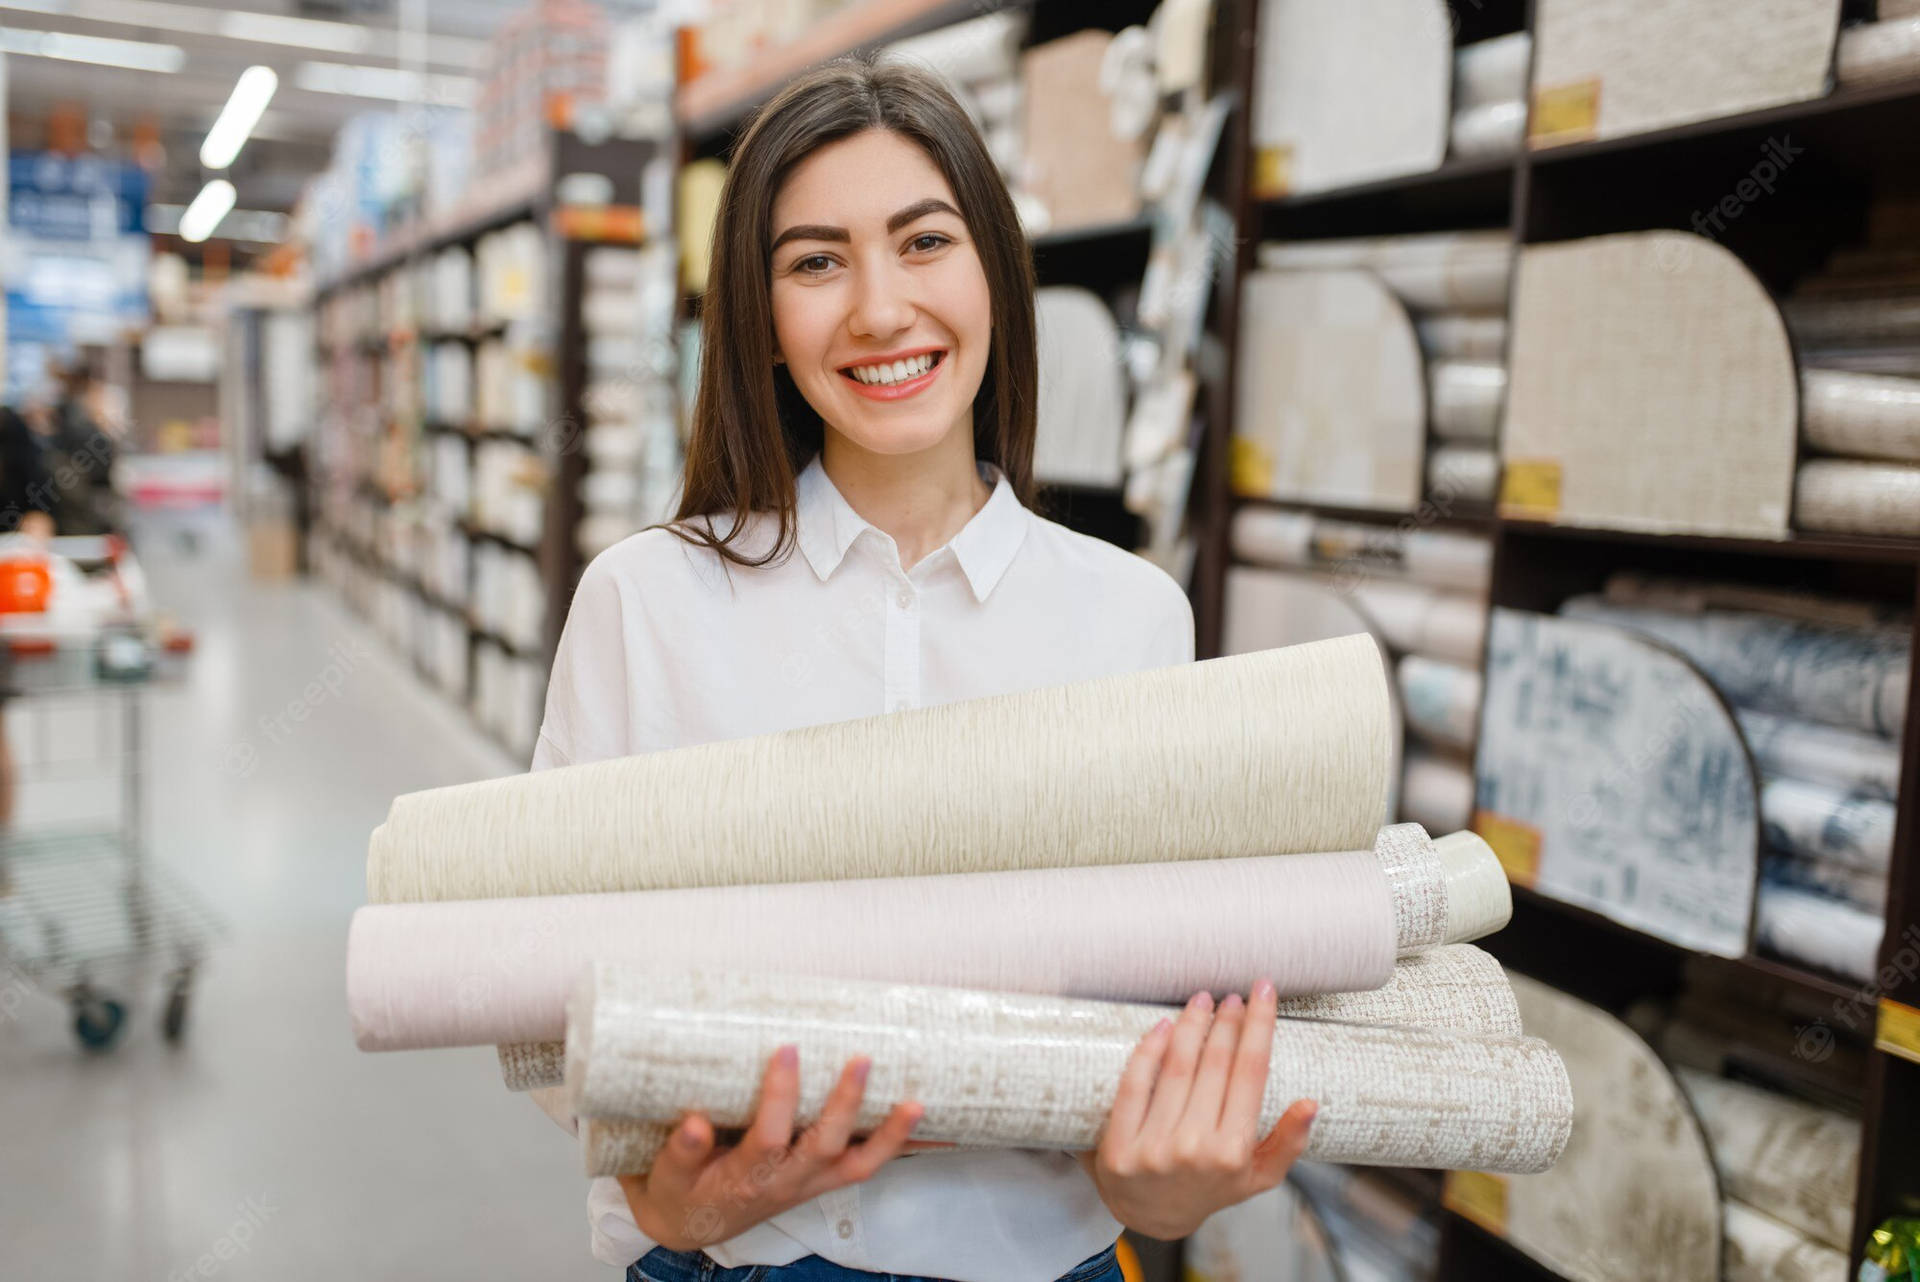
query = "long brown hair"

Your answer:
(669, 54), (1039, 568)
